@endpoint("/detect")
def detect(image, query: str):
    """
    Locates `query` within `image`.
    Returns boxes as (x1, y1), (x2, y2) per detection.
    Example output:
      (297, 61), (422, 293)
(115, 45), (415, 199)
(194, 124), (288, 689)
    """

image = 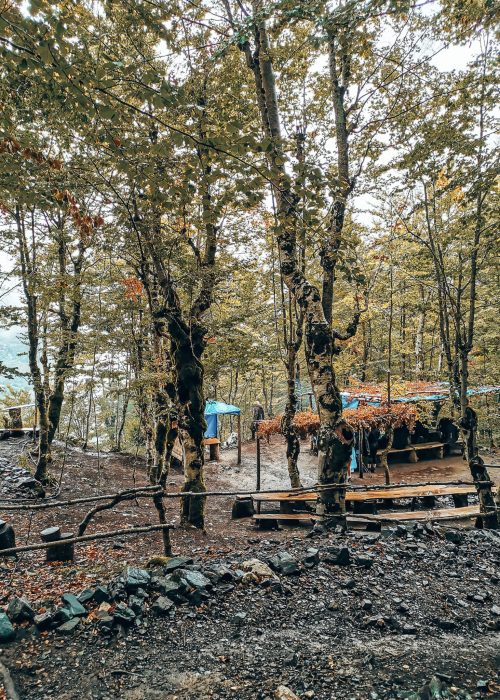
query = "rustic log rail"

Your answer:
(0, 523), (174, 558)
(0, 480), (492, 511)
